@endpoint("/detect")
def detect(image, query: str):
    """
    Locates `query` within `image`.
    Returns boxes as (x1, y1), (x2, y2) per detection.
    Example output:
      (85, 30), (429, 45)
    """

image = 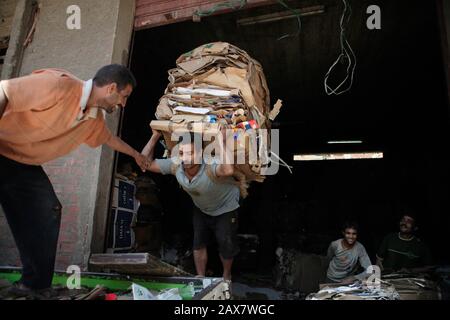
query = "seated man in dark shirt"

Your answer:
(376, 213), (432, 272)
